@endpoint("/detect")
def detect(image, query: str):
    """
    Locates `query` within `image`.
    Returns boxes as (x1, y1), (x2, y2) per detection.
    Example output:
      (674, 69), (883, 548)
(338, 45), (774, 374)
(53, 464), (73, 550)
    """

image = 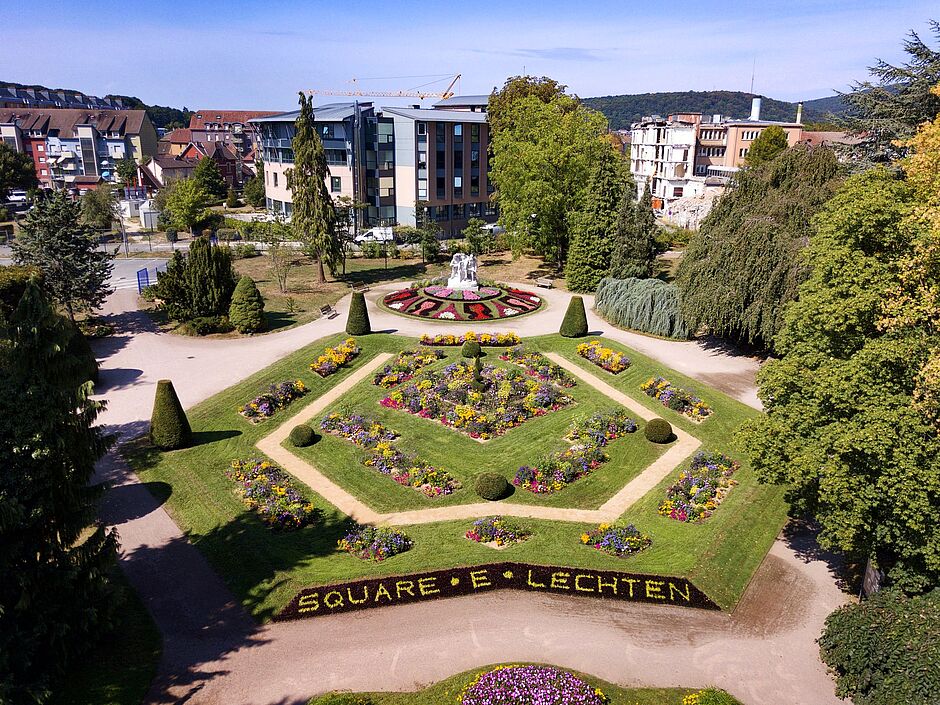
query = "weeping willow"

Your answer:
(594, 277), (689, 339)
